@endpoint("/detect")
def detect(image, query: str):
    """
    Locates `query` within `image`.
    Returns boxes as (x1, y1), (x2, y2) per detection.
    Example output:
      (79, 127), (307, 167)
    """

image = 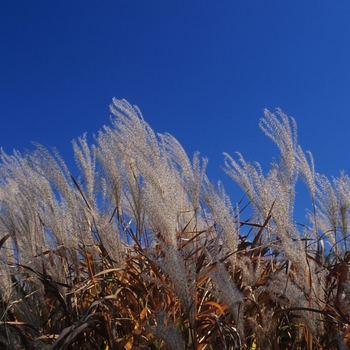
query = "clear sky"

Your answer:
(1, 1), (350, 221)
